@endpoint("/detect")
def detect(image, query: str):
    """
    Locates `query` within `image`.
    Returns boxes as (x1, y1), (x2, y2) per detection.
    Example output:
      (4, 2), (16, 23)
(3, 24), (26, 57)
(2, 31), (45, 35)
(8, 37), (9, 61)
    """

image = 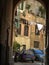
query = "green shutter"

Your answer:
(21, 0), (24, 10)
(15, 21), (20, 28)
